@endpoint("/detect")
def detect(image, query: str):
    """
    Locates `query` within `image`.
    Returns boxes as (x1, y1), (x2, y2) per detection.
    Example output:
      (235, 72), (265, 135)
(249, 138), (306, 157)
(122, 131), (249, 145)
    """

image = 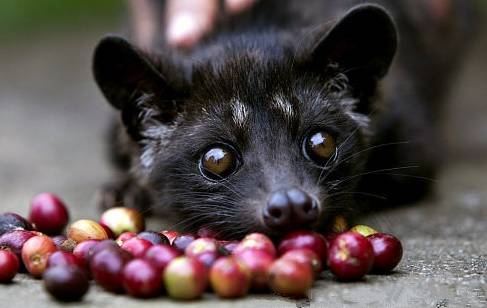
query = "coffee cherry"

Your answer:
(143, 244), (181, 273)
(29, 193), (69, 235)
(43, 265), (89, 301)
(164, 256), (208, 300)
(21, 235), (57, 278)
(0, 212), (34, 236)
(47, 251), (82, 269)
(100, 223), (115, 239)
(68, 219), (108, 243)
(281, 248), (322, 275)
(327, 232), (374, 281)
(209, 256), (250, 298)
(268, 258), (313, 298)
(115, 231), (137, 246)
(0, 230), (36, 261)
(121, 238), (152, 258)
(367, 233), (403, 273)
(0, 250), (19, 282)
(161, 230), (179, 244)
(233, 233), (276, 257)
(51, 235), (77, 253)
(90, 240), (120, 258)
(219, 240), (239, 255)
(350, 225), (378, 237)
(278, 230), (327, 262)
(90, 247), (132, 293)
(137, 231), (169, 245)
(172, 233), (197, 253)
(185, 238), (220, 268)
(72, 240), (99, 269)
(122, 259), (162, 298)
(99, 207), (145, 237)
(234, 248), (274, 290)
